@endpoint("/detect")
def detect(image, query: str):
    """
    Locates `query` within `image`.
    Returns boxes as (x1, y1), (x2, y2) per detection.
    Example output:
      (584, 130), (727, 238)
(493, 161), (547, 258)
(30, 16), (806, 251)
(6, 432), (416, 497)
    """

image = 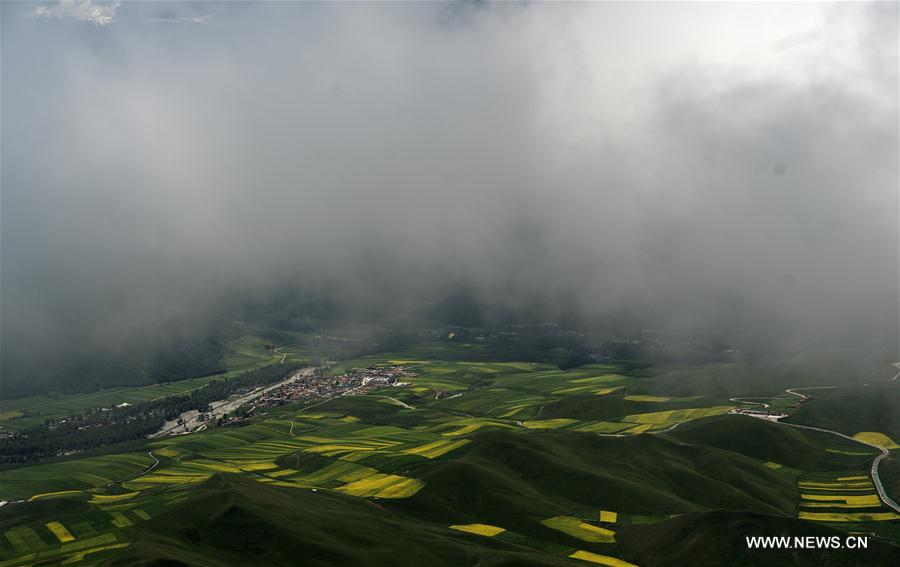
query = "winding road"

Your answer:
(729, 397), (773, 408)
(100, 450), (160, 489)
(590, 380), (900, 514)
(274, 344), (293, 364)
(752, 381), (900, 514)
(777, 420), (900, 514)
(784, 385), (837, 401)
